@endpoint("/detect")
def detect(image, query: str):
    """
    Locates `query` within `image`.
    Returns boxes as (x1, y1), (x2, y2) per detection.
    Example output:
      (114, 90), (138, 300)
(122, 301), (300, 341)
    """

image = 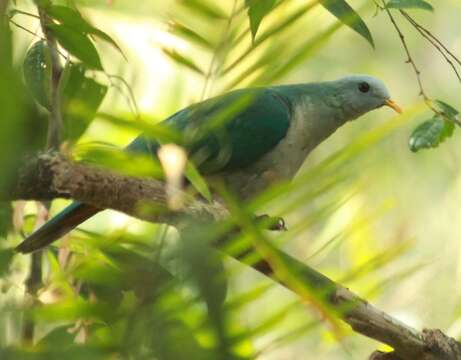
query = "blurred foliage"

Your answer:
(1, 0), (461, 359)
